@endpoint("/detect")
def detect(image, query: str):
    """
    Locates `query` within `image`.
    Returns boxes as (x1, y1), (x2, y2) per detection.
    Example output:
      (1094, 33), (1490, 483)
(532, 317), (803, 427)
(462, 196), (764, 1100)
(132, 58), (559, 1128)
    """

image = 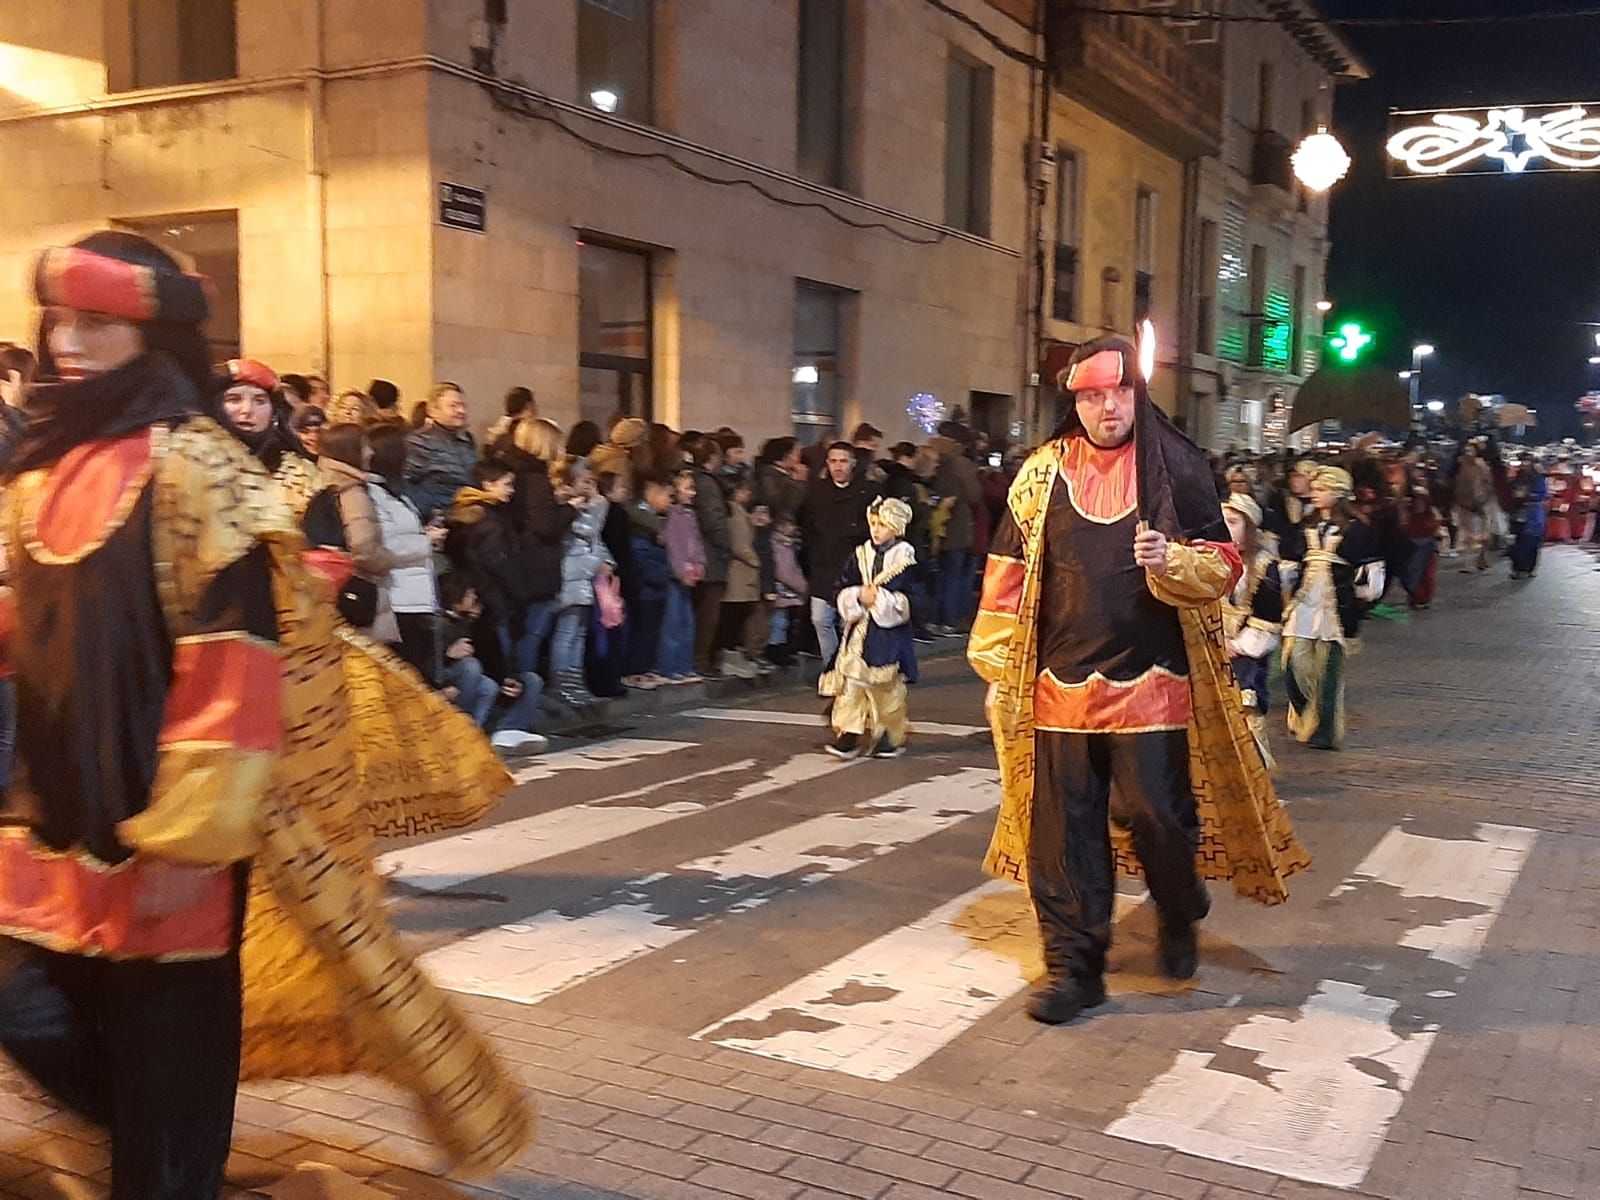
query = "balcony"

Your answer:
(1251, 130), (1295, 194)
(1045, 6), (1223, 159)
